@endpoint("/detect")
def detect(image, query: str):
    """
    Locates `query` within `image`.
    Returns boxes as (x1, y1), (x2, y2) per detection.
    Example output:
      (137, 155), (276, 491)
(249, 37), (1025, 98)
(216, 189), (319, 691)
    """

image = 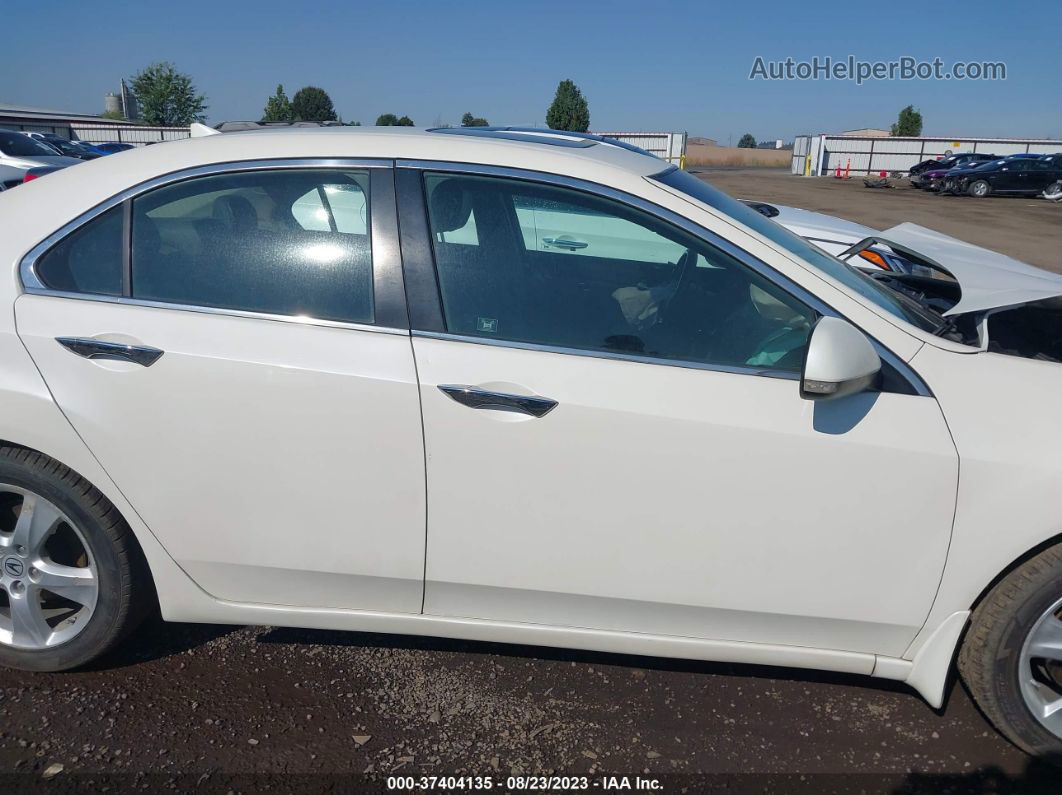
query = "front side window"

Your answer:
(425, 173), (816, 372)
(131, 169), (373, 323)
